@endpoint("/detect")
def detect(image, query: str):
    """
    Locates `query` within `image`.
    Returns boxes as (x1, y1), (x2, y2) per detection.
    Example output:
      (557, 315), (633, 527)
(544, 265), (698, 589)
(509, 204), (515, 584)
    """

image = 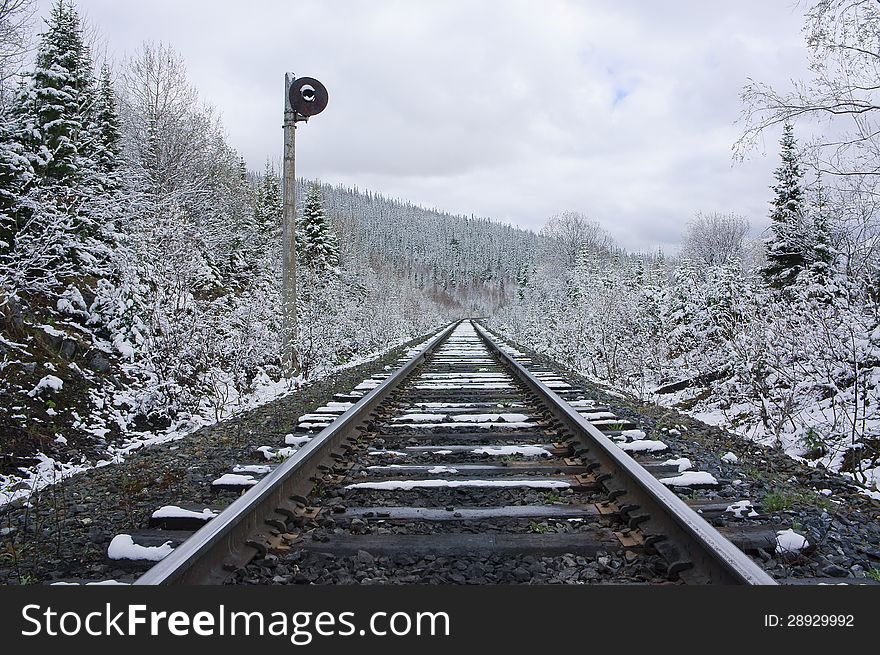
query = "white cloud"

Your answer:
(41, 0), (813, 250)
